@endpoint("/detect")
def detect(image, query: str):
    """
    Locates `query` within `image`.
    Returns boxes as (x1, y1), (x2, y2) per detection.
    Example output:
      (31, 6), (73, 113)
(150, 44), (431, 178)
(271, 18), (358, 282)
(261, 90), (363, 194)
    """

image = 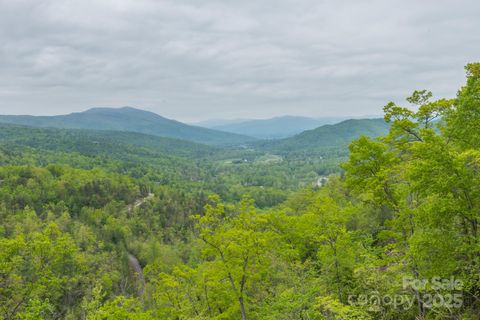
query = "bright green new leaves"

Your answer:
(2, 62), (480, 320)
(194, 195), (272, 320)
(446, 63), (480, 149)
(86, 295), (154, 320)
(147, 195), (276, 320)
(0, 223), (83, 319)
(341, 62), (480, 318)
(342, 136), (398, 209)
